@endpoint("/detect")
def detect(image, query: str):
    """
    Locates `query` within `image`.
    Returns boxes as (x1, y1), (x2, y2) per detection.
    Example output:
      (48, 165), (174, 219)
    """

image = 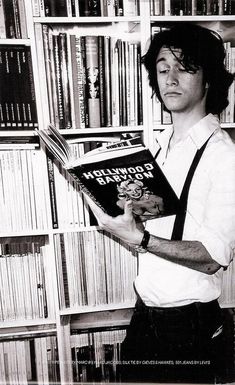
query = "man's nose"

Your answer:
(166, 70), (178, 85)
